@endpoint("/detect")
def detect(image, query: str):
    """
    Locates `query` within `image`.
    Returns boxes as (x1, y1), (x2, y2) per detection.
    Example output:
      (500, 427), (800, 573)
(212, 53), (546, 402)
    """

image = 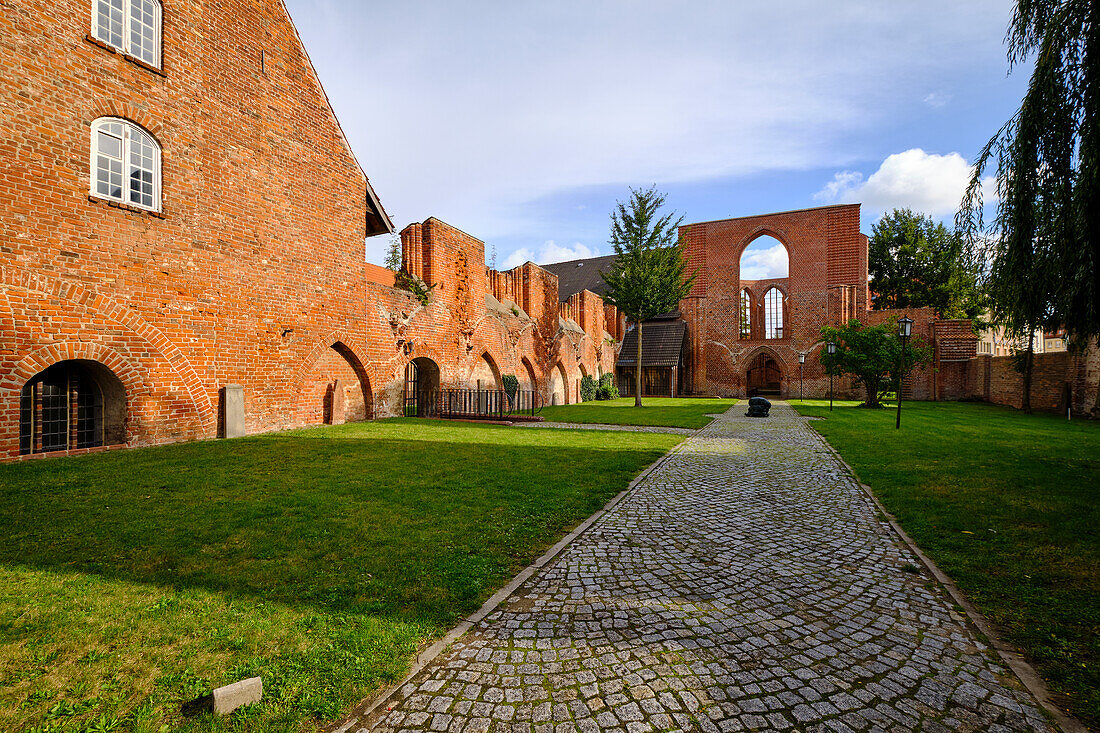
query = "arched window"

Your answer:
(19, 361), (126, 455)
(92, 0), (162, 68)
(91, 118), (160, 211)
(764, 287), (784, 339)
(739, 289), (752, 339)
